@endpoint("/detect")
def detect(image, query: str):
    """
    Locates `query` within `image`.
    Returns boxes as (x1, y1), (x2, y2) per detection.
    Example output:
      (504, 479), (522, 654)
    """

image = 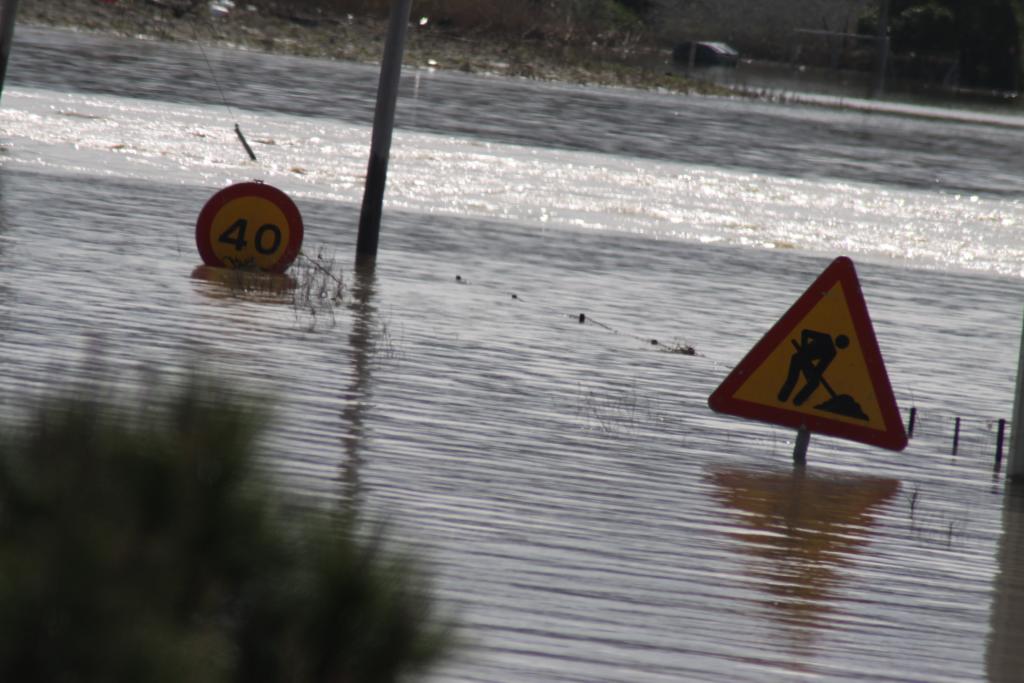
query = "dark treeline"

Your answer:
(860, 0), (1022, 91)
